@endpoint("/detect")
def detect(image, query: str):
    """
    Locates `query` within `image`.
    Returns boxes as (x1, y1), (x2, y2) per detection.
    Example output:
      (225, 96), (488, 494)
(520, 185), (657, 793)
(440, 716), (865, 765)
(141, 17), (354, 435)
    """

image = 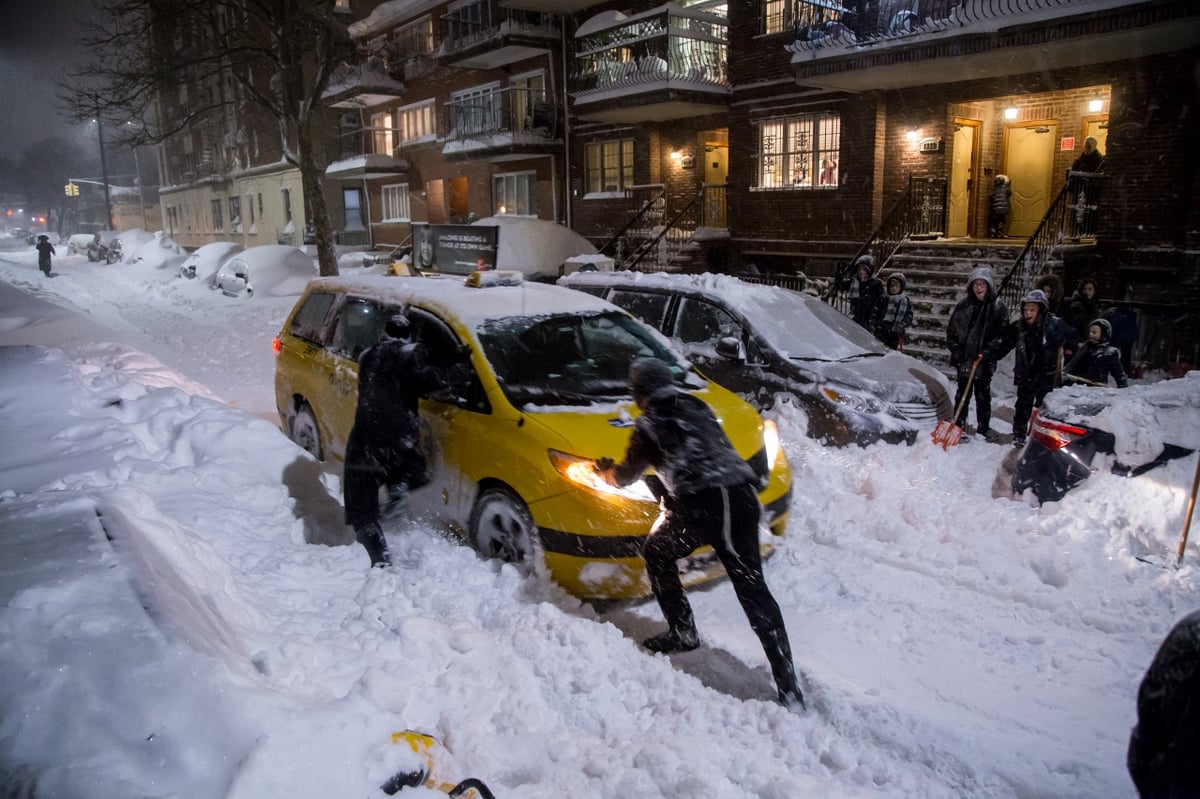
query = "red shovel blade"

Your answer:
(931, 419), (964, 450)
